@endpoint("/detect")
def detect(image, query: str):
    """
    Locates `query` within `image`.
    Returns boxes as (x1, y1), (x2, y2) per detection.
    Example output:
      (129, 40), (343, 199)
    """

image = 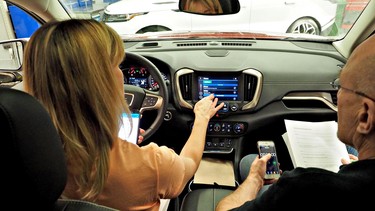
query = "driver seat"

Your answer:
(0, 87), (118, 210)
